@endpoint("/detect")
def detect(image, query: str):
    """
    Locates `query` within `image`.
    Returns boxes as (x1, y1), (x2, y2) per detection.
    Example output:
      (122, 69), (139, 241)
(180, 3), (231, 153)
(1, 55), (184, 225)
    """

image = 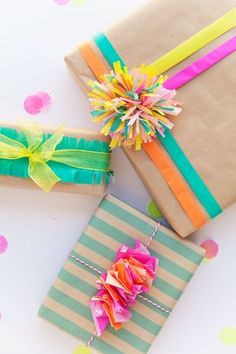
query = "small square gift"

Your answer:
(65, 0), (236, 237)
(39, 194), (204, 354)
(0, 122), (112, 195)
